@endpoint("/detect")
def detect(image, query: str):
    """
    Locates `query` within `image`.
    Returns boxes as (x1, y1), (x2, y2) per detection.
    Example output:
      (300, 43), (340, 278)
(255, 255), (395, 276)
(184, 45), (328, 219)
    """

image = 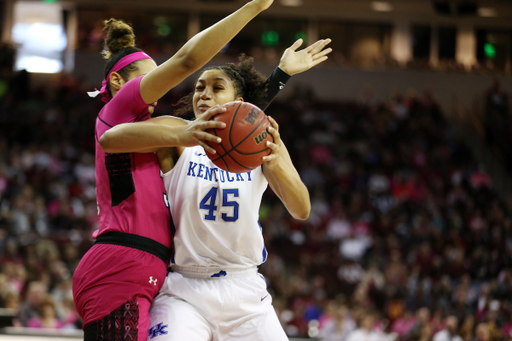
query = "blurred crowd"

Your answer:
(0, 66), (100, 330)
(0, 62), (511, 341)
(259, 85), (512, 340)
